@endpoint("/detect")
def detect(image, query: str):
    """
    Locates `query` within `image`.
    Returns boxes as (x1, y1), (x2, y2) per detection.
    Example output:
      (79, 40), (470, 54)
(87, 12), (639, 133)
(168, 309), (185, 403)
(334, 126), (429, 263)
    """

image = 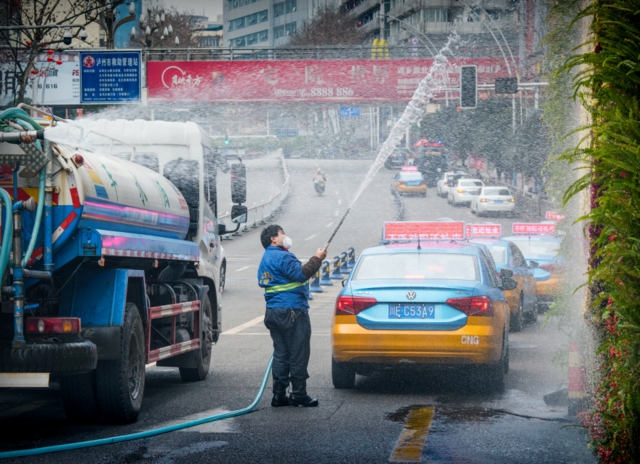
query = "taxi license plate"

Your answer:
(389, 304), (435, 319)
(494, 200), (503, 204)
